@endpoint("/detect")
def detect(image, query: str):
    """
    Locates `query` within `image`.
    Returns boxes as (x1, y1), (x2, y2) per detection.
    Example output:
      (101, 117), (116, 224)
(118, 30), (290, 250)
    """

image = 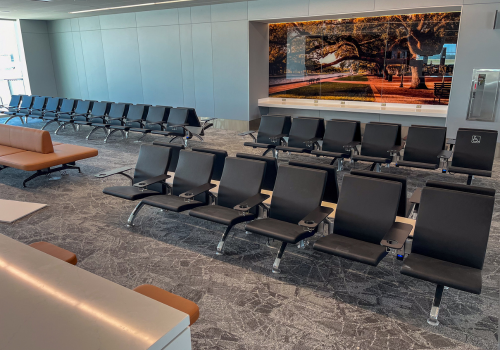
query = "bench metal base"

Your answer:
(21, 163), (80, 187)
